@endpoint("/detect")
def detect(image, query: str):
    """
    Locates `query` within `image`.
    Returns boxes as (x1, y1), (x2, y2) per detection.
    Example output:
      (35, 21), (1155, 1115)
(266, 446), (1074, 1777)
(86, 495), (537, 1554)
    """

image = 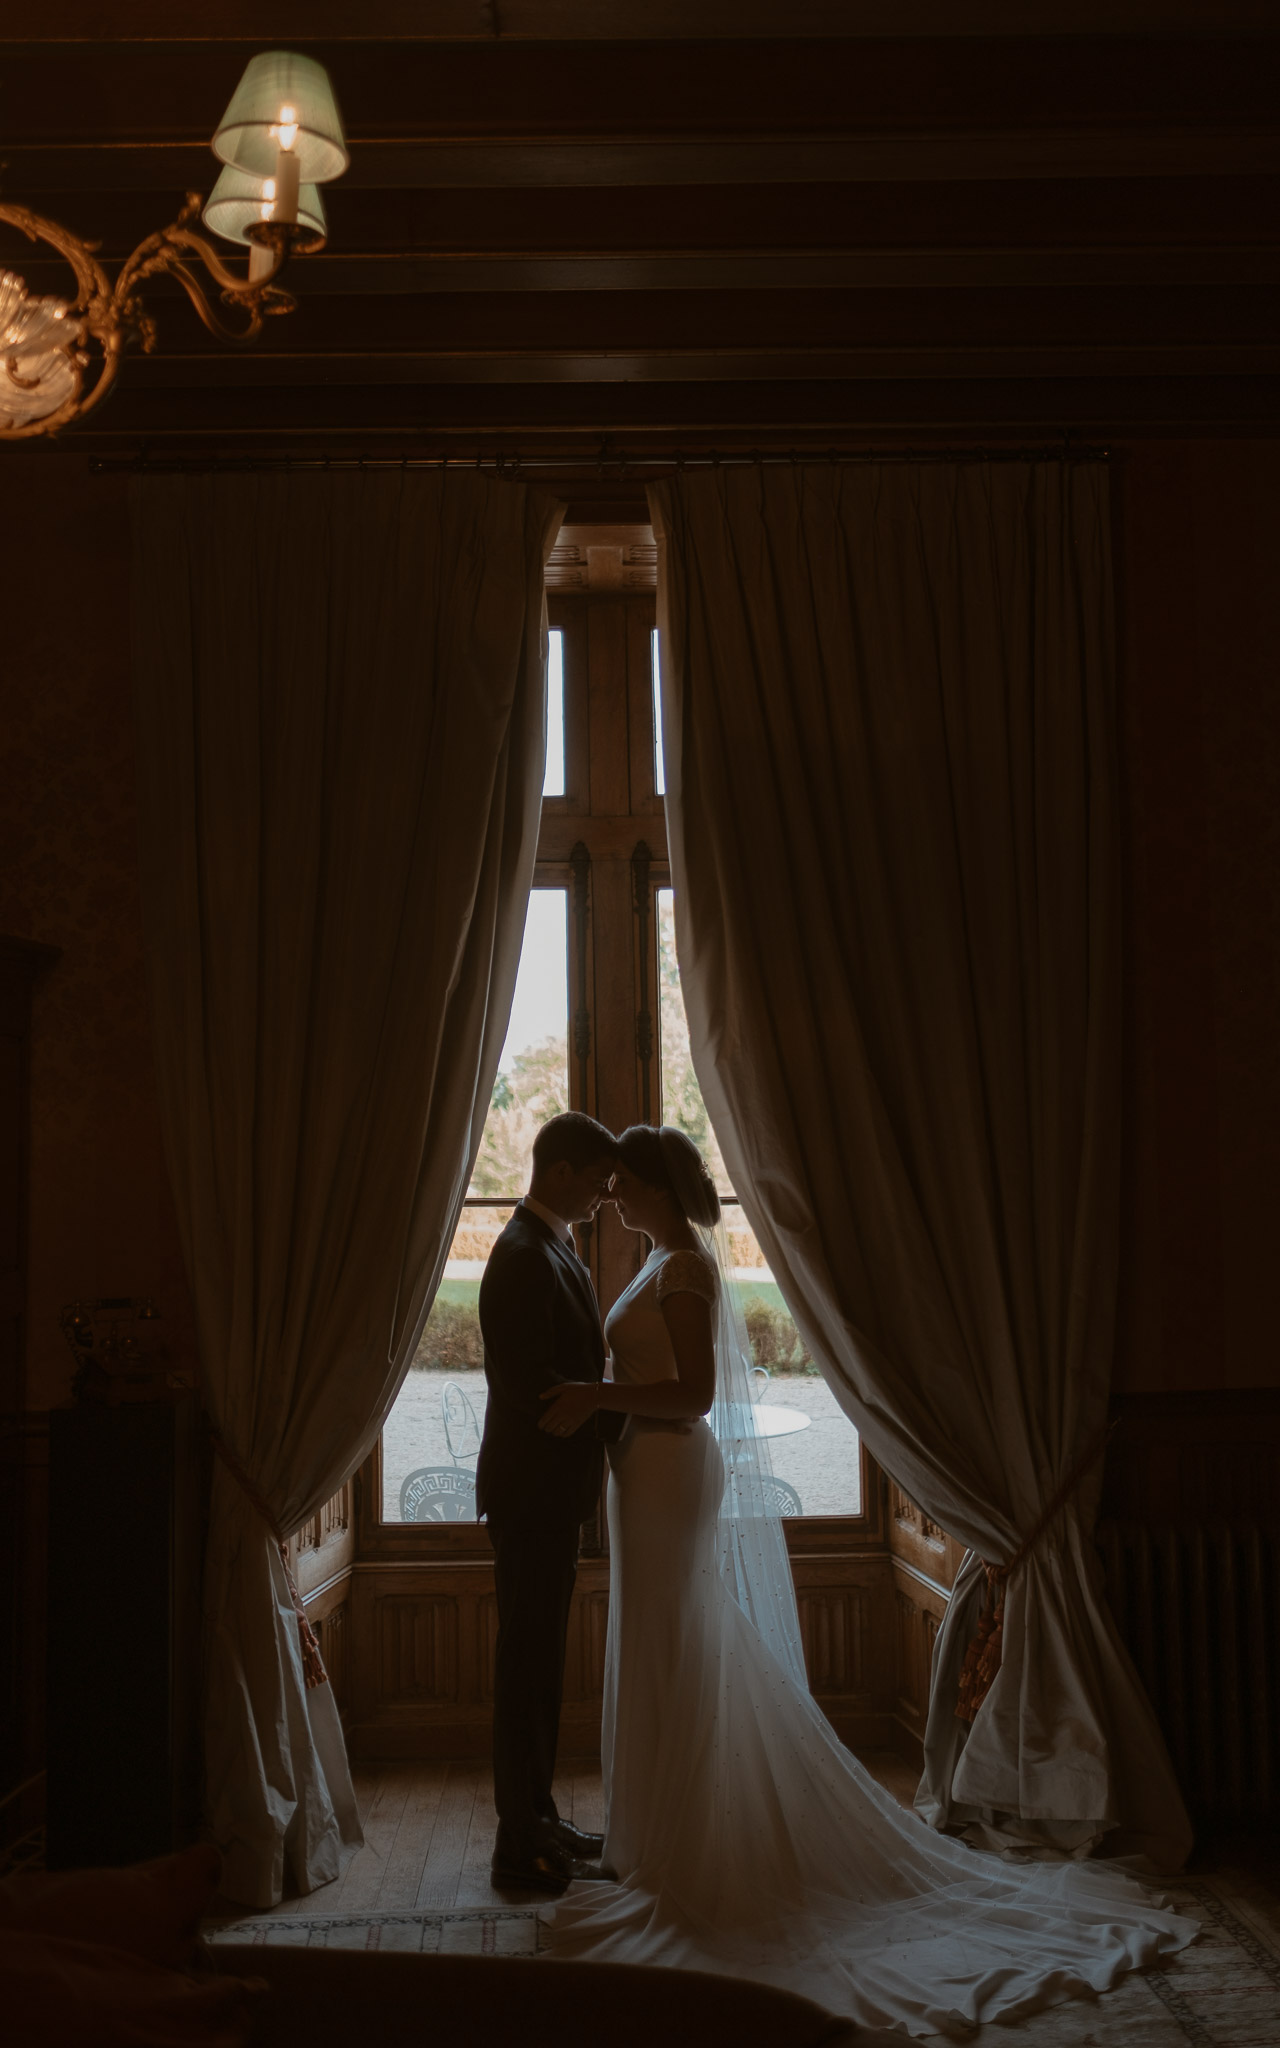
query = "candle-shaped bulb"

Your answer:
(274, 104), (299, 151)
(272, 147), (301, 225)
